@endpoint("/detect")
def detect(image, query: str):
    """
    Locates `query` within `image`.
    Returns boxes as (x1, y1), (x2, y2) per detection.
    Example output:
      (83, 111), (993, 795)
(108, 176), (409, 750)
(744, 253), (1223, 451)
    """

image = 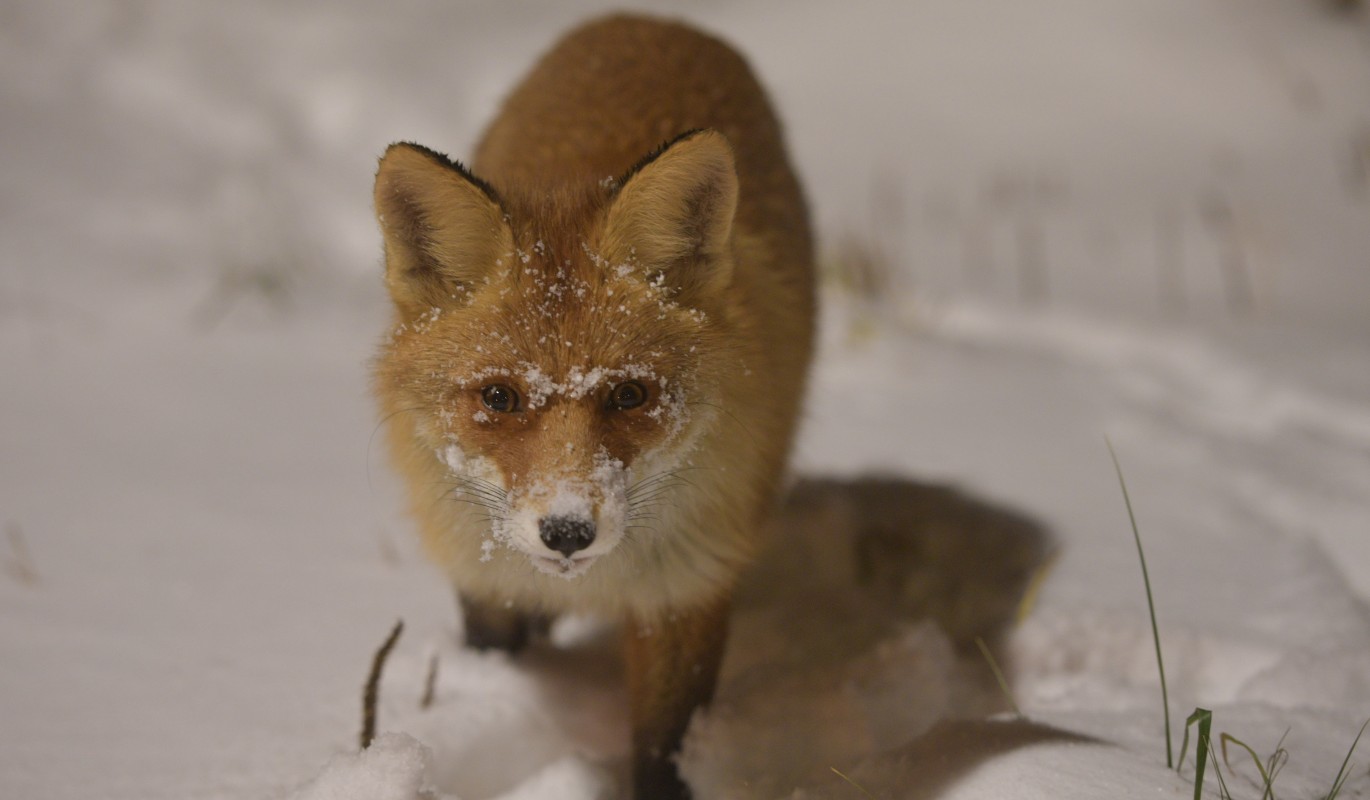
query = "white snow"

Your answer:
(1, 1), (1368, 799)
(291, 733), (442, 800)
